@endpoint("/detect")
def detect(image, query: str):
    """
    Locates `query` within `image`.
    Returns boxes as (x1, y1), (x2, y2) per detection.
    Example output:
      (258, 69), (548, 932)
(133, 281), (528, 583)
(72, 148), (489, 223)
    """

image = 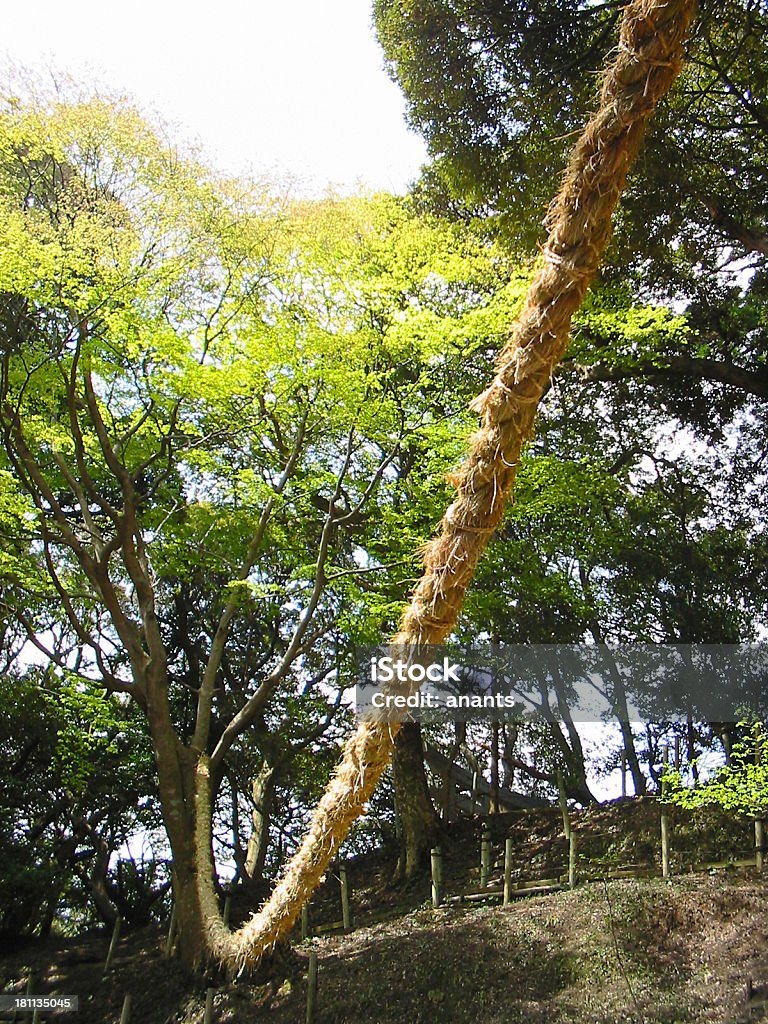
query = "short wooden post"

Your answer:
(480, 824), (492, 888)
(755, 736), (764, 872)
(120, 993), (132, 1024)
(755, 819), (765, 872)
(301, 903), (311, 939)
(568, 830), (578, 888)
(104, 914), (122, 975)
(431, 847), (442, 909)
(203, 988), (215, 1024)
(306, 951), (318, 1024)
(21, 970), (33, 1019)
(164, 903), (177, 958)
(660, 812), (671, 878)
(503, 837), (513, 905)
(620, 753), (627, 799)
(557, 771), (571, 840)
(26, 976), (38, 1024)
(470, 770), (479, 815)
(223, 894), (232, 927)
(339, 863), (352, 932)
(661, 744), (671, 879)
